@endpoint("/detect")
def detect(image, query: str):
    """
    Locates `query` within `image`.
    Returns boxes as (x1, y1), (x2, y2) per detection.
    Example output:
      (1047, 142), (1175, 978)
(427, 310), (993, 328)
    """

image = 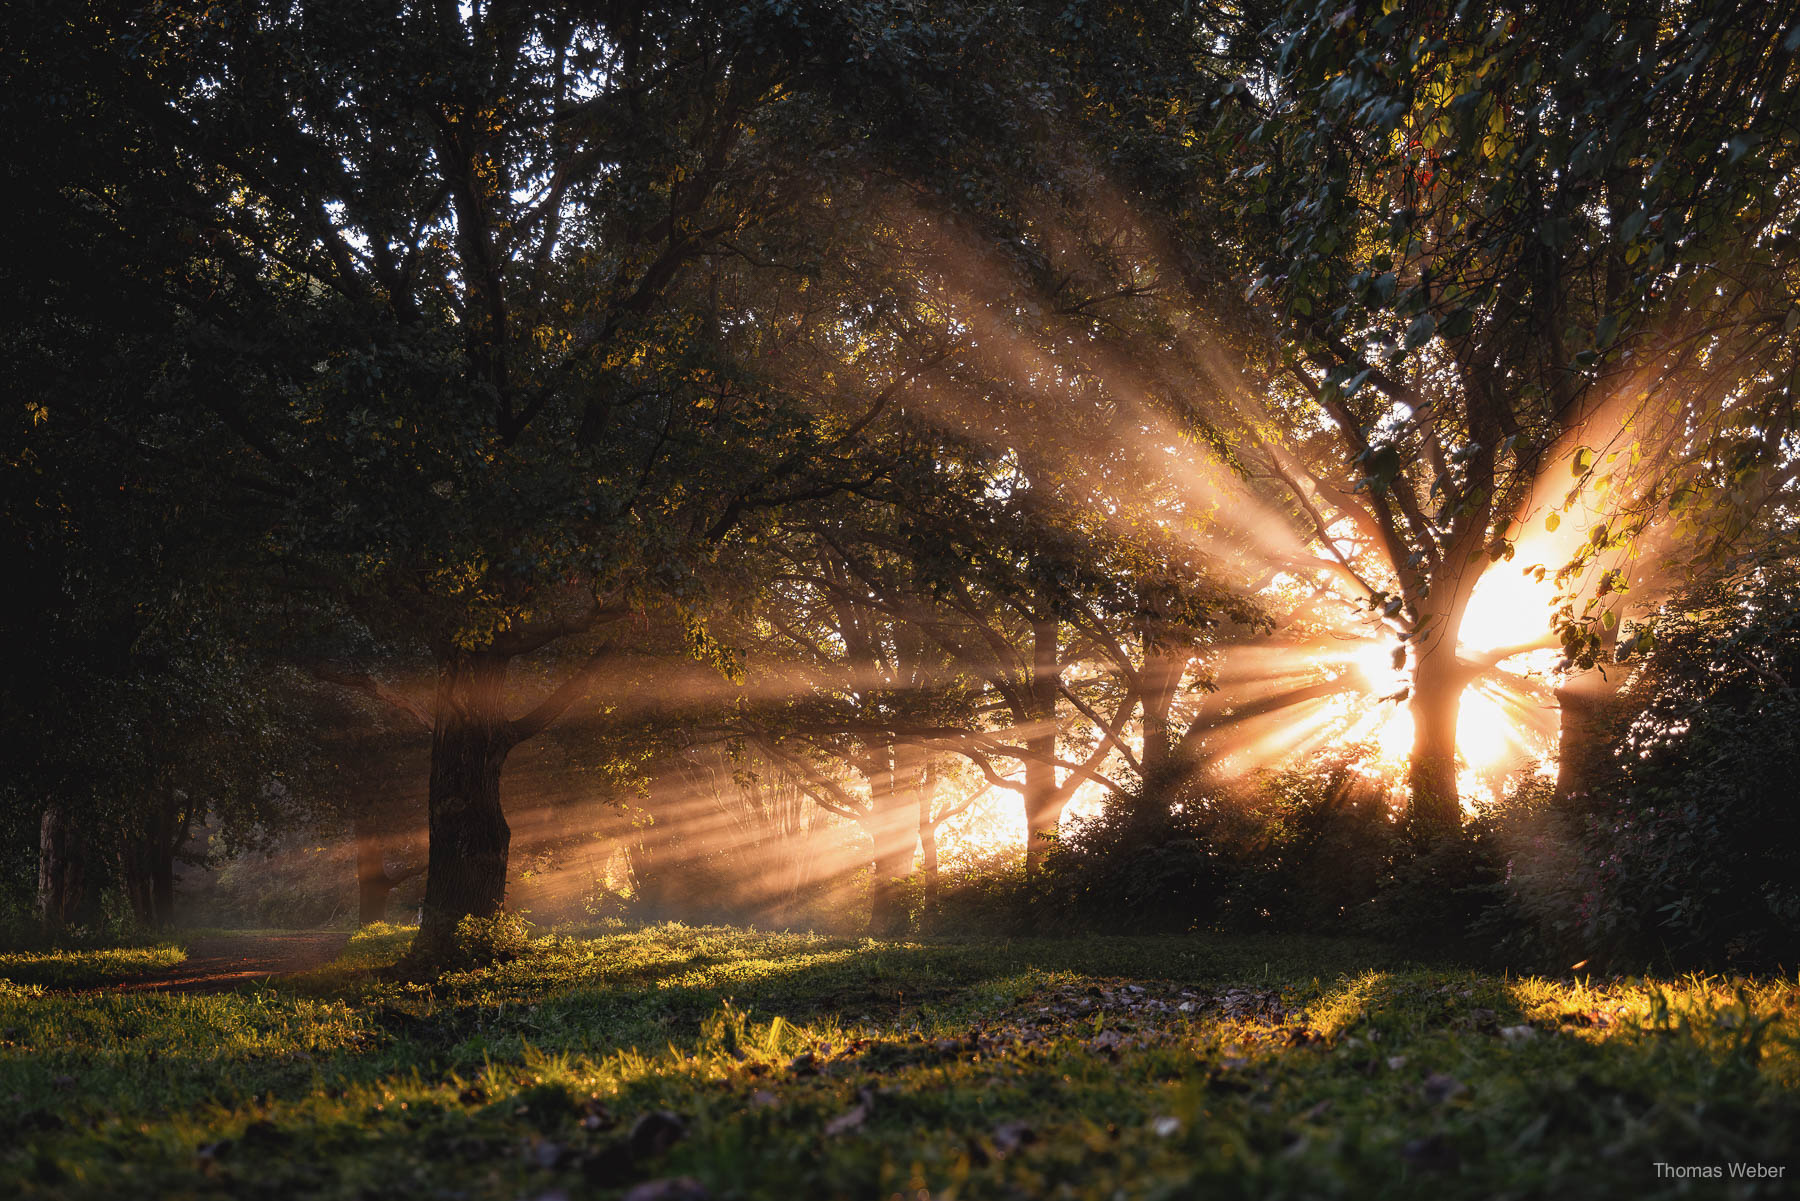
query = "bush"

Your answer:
(1567, 562), (1800, 971)
(451, 910), (535, 966)
(1457, 550), (1800, 974)
(1042, 745), (1399, 935)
